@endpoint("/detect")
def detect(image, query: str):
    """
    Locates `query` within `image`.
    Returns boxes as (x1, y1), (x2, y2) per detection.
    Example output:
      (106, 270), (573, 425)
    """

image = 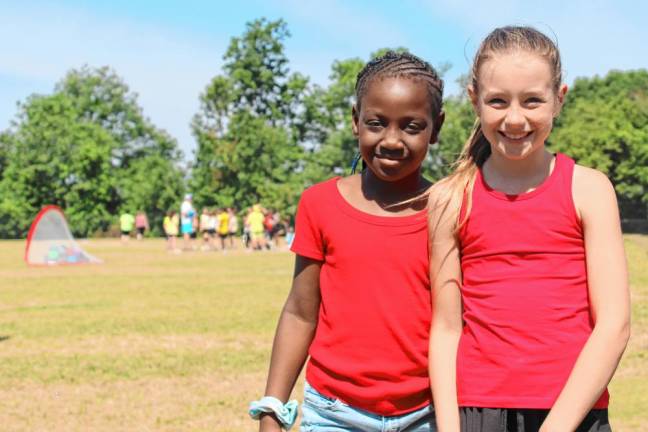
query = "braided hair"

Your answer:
(355, 51), (444, 117)
(351, 51), (445, 173)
